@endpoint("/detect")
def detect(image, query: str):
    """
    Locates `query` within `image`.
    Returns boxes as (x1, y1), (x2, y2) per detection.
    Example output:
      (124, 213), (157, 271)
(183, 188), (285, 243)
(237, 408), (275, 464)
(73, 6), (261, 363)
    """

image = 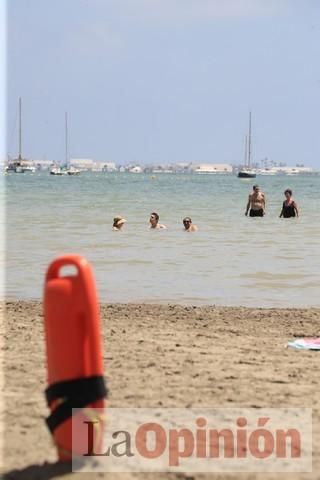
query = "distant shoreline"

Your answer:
(3, 297), (320, 310)
(3, 165), (320, 175)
